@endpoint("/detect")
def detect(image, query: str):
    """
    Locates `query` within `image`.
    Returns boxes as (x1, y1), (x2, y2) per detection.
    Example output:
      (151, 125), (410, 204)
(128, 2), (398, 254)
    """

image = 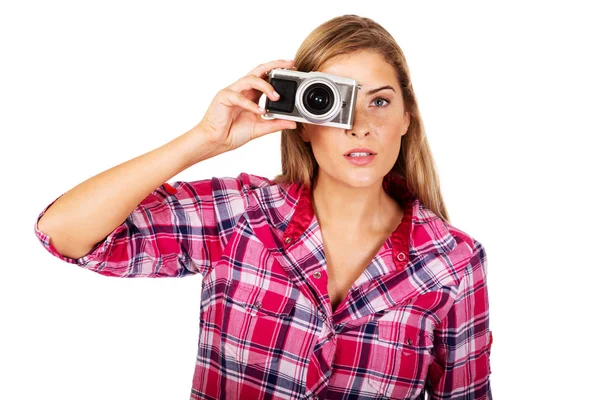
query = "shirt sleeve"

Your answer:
(426, 240), (493, 399)
(33, 173), (265, 278)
